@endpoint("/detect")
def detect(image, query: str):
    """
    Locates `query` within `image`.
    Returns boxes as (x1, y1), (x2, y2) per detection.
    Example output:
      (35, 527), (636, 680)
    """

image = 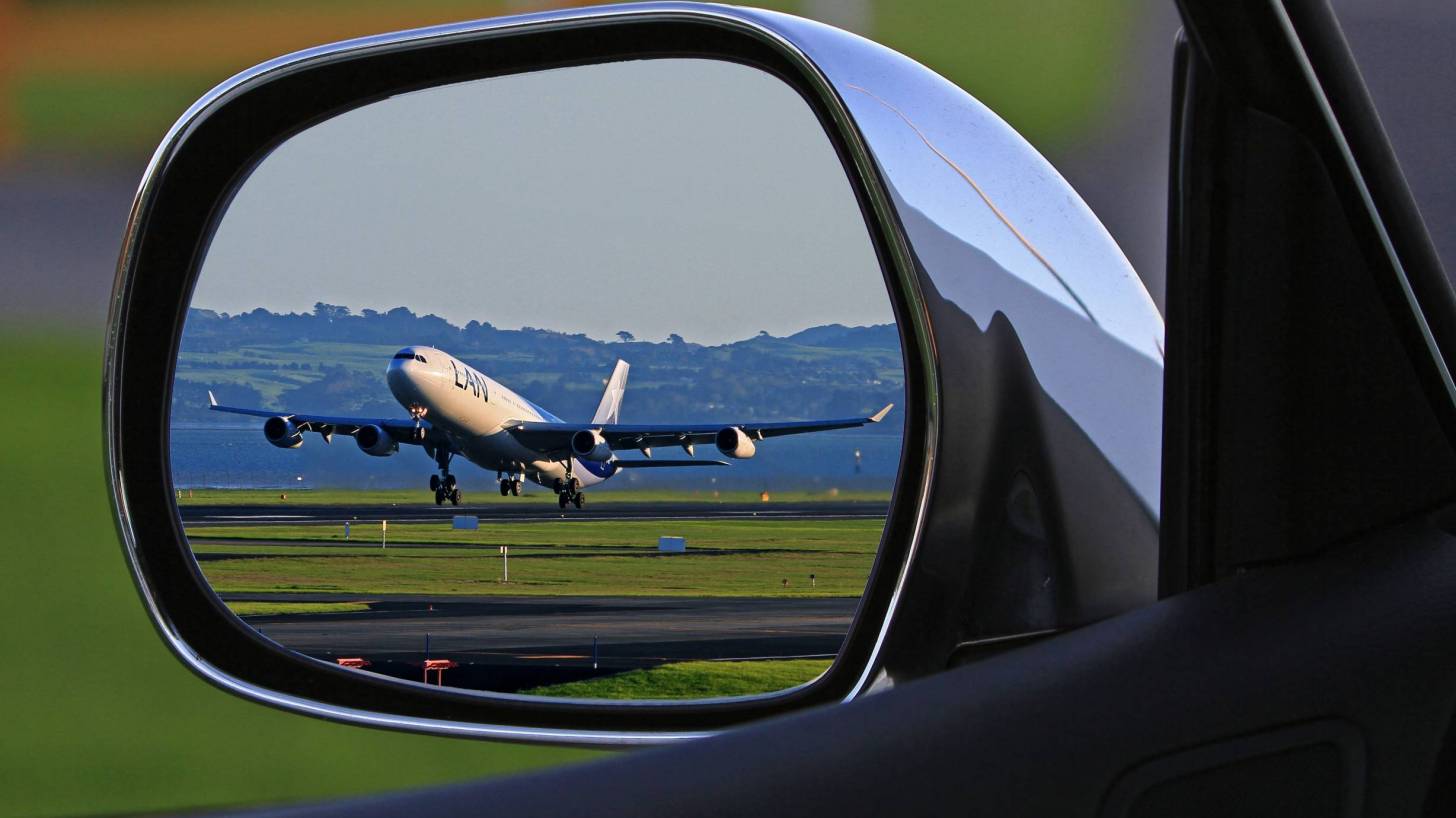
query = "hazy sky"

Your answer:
(194, 58), (893, 345)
